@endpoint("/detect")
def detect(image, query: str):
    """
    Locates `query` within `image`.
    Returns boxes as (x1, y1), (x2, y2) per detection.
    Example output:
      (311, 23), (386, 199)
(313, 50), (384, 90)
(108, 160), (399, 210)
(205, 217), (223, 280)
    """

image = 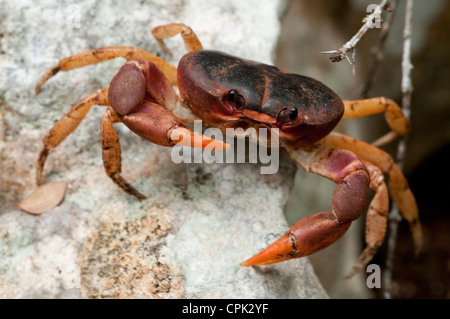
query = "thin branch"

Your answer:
(382, 0), (414, 299)
(360, 0), (399, 97)
(322, 0), (391, 73)
(401, 0), (414, 113)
